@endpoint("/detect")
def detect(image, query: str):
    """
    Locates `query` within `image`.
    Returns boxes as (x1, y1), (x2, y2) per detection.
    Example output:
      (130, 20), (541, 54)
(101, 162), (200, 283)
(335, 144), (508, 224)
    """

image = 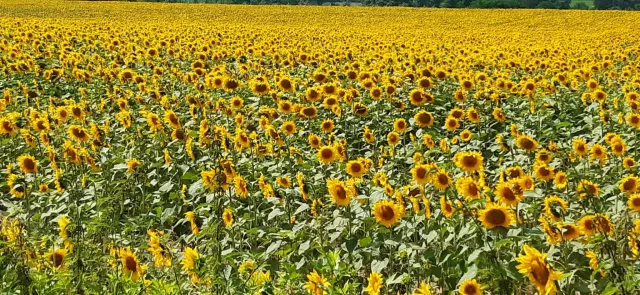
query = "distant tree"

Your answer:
(571, 2), (590, 8)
